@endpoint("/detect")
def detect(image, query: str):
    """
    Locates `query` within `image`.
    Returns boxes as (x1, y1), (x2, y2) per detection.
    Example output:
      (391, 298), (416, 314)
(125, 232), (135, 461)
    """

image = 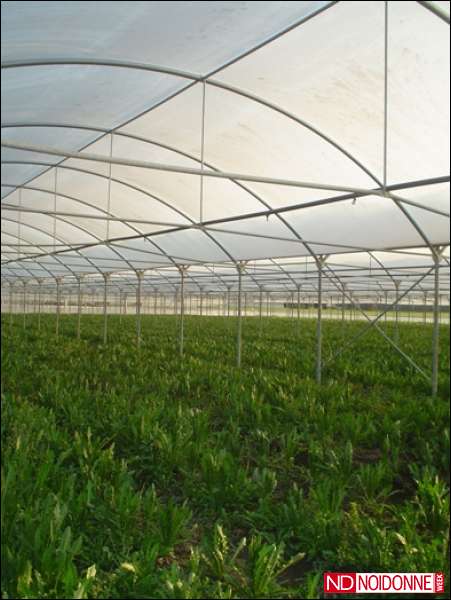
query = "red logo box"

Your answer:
(324, 572), (445, 594)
